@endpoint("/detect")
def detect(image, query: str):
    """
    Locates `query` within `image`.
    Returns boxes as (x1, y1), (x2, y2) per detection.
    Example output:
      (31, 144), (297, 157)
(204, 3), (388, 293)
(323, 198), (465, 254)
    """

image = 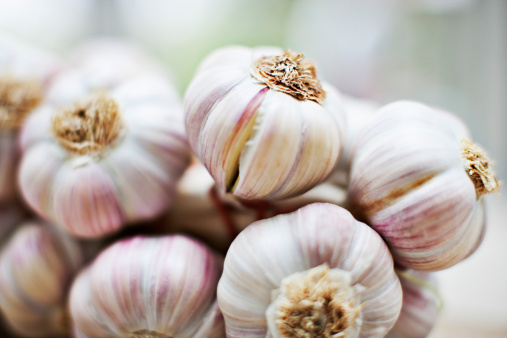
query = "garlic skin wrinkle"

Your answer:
(70, 235), (225, 338)
(0, 34), (62, 203)
(387, 270), (440, 338)
(184, 46), (346, 200)
(0, 222), (83, 337)
(217, 202), (402, 337)
(348, 101), (496, 271)
(18, 47), (190, 238)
